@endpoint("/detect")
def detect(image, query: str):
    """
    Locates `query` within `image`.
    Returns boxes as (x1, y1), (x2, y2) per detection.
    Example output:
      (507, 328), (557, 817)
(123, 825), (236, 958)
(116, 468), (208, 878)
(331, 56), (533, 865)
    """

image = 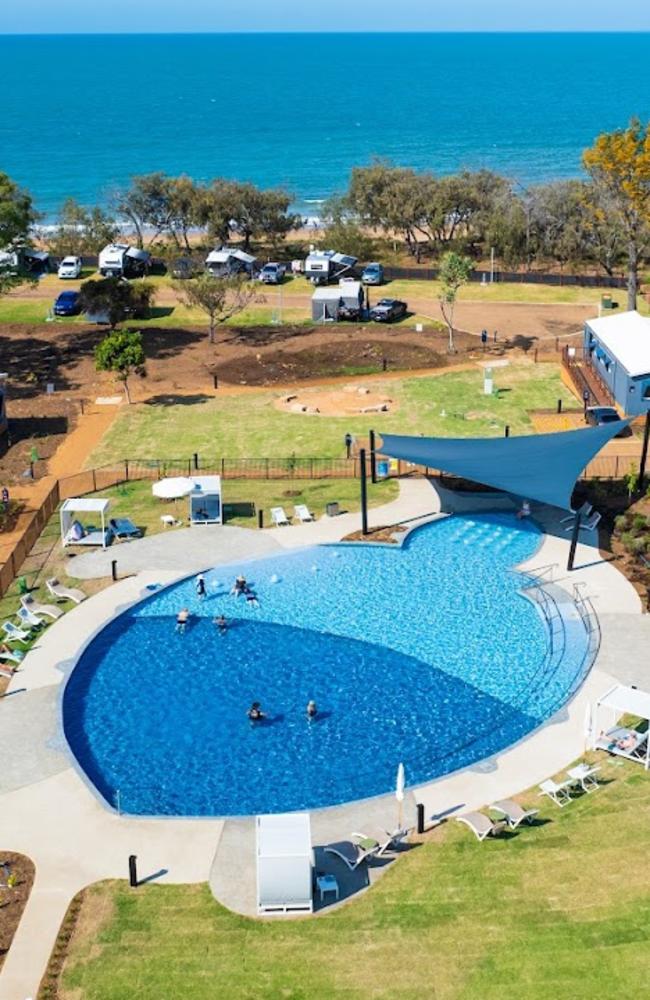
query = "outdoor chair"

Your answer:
(161, 514), (182, 528)
(566, 763), (600, 793)
(559, 501), (593, 525)
(595, 726), (648, 763)
(109, 517), (142, 540)
(351, 827), (410, 857)
(455, 812), (507, 842)
(324, 839), (379, 871)
(271, 507), (291, 527)
(563, 510), (601, 533)
(294, 504), (315, 523)
(46, 578), (86, 605)
(16, 606), (44, 630)
(538, 778), (575, 807)
(489, 799), (539, 830)
(2, 621), (31, 644)
(0, 647), (23, 666)
(21, 595), (63, 621)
